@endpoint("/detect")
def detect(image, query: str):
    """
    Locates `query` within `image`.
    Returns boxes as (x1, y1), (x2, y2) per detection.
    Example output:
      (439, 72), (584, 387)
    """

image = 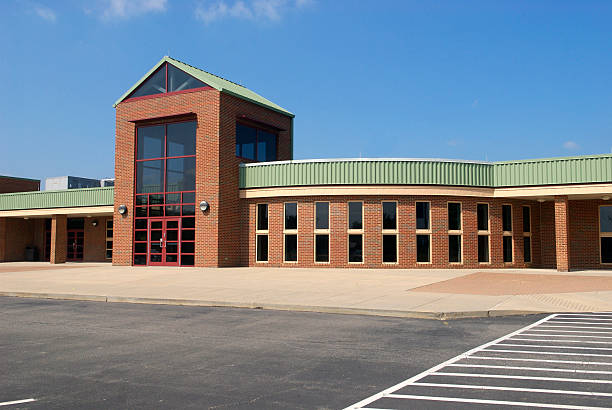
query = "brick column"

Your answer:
(0, 217), (6, 262)
(554, 196), (570, 272)
(50, 215), (67, 264)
